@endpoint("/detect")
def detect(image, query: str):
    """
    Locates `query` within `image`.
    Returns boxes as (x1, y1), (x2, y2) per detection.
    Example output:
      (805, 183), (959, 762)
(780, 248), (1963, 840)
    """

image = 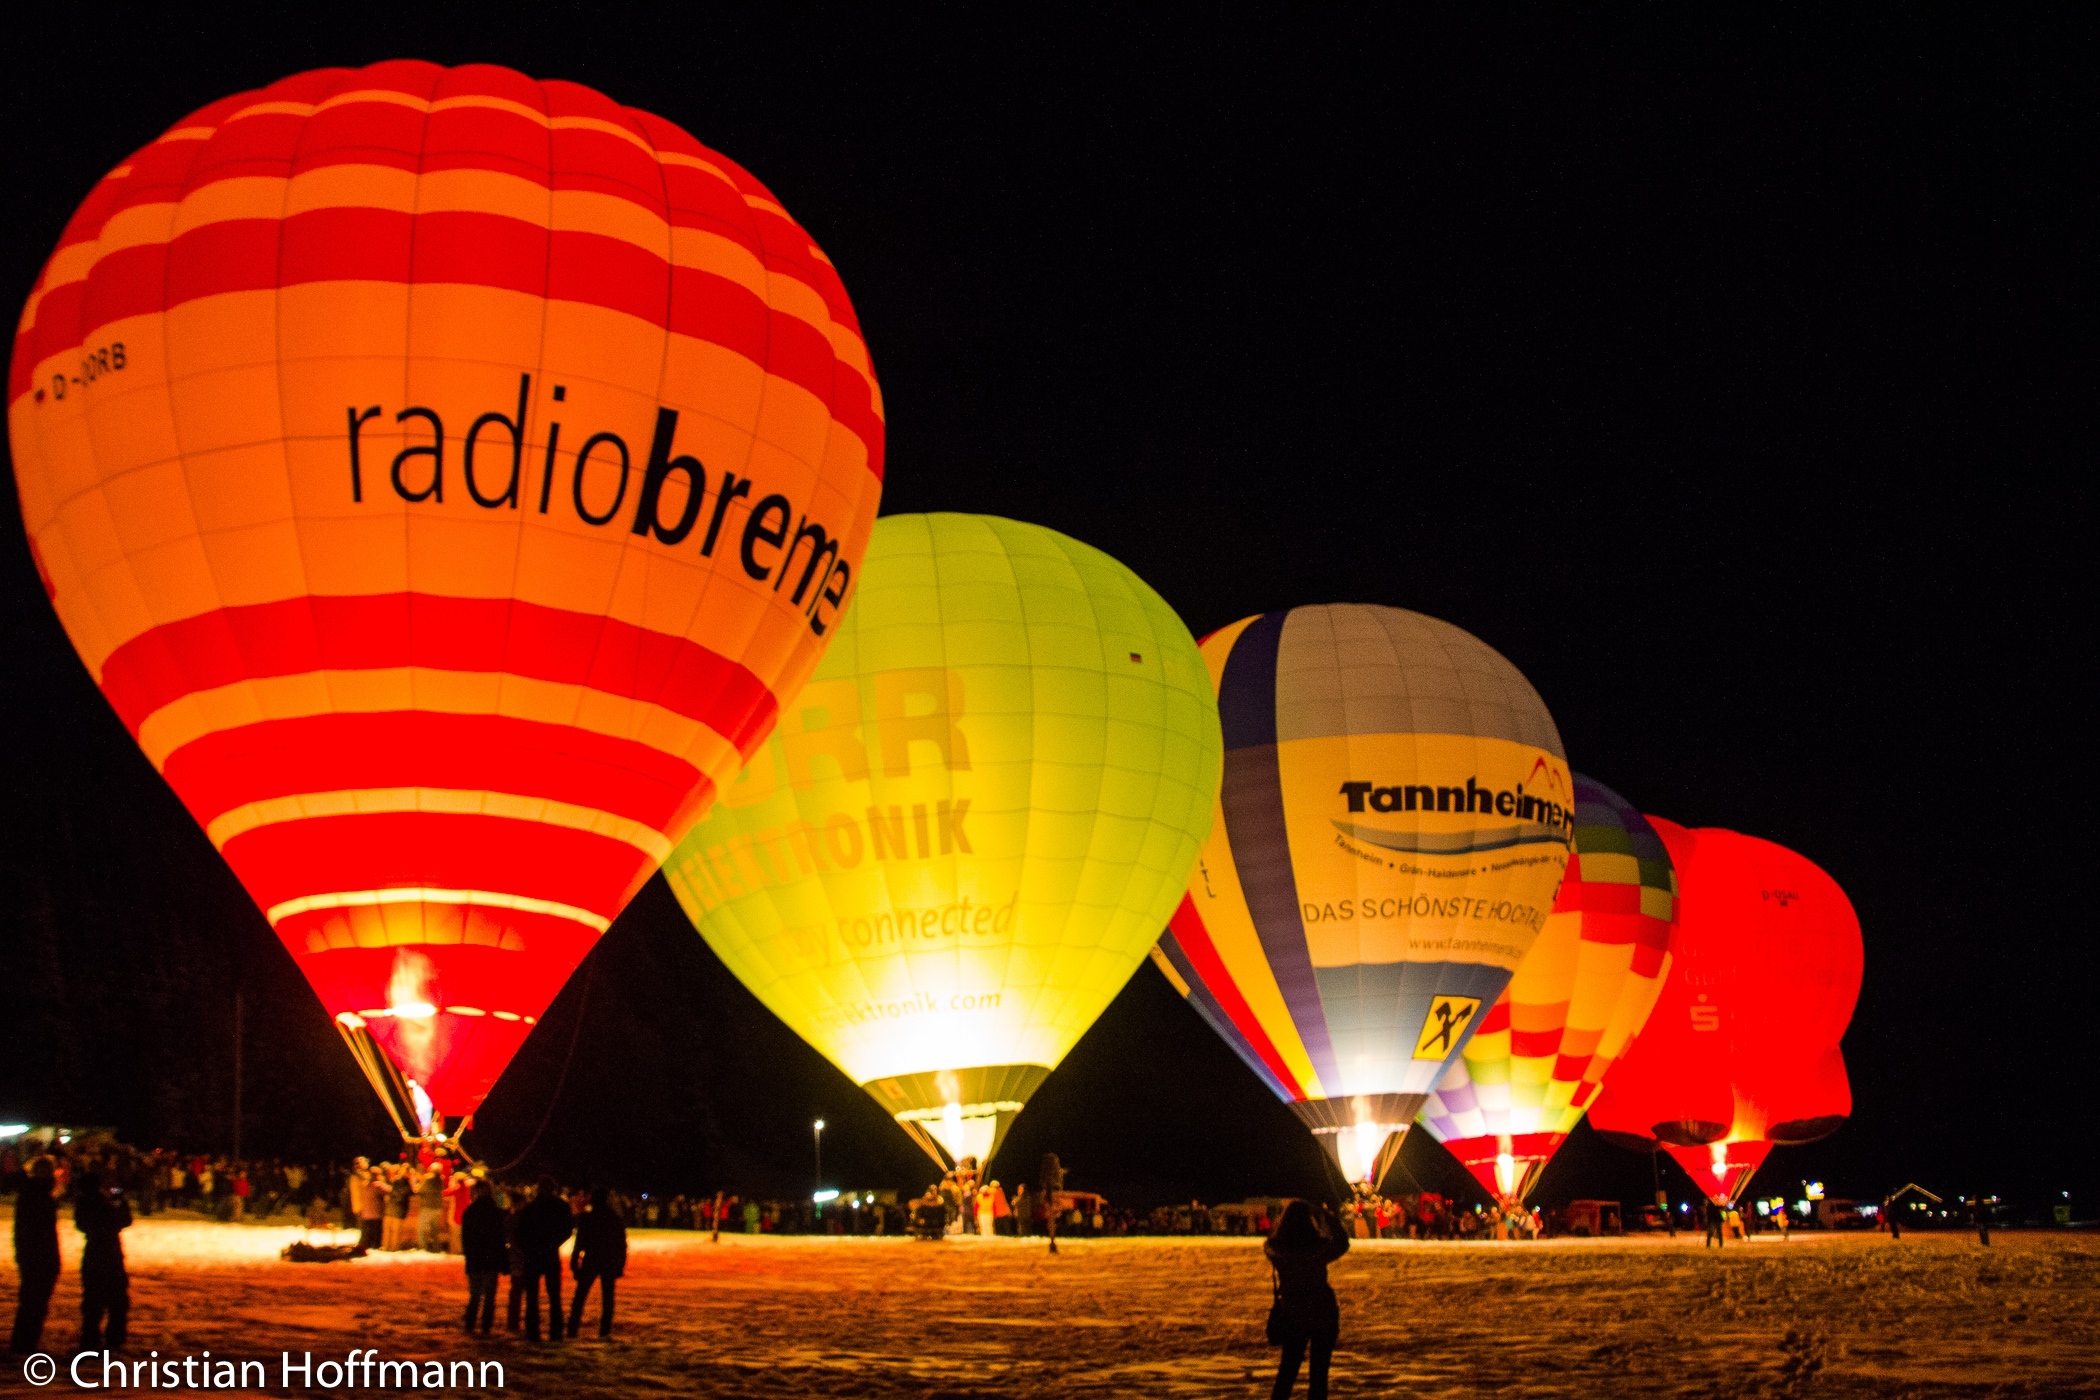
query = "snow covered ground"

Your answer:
(4, 1218), (2095, 1396)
